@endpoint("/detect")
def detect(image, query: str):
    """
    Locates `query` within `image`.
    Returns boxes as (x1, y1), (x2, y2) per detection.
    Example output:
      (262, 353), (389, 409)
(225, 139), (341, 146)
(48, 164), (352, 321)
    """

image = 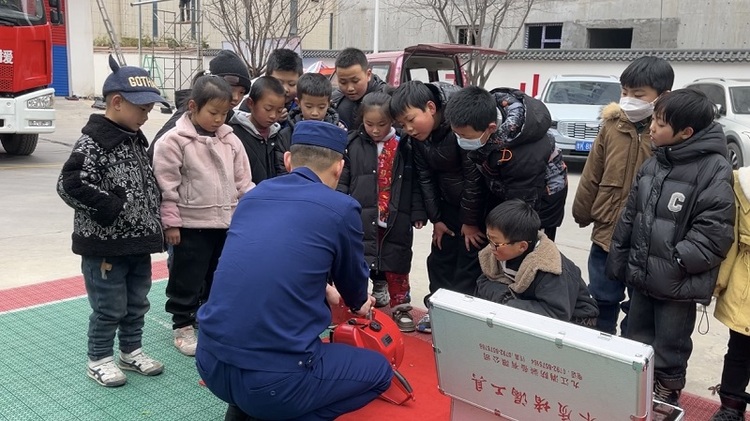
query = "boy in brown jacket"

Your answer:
(572, 56), (673, 336)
